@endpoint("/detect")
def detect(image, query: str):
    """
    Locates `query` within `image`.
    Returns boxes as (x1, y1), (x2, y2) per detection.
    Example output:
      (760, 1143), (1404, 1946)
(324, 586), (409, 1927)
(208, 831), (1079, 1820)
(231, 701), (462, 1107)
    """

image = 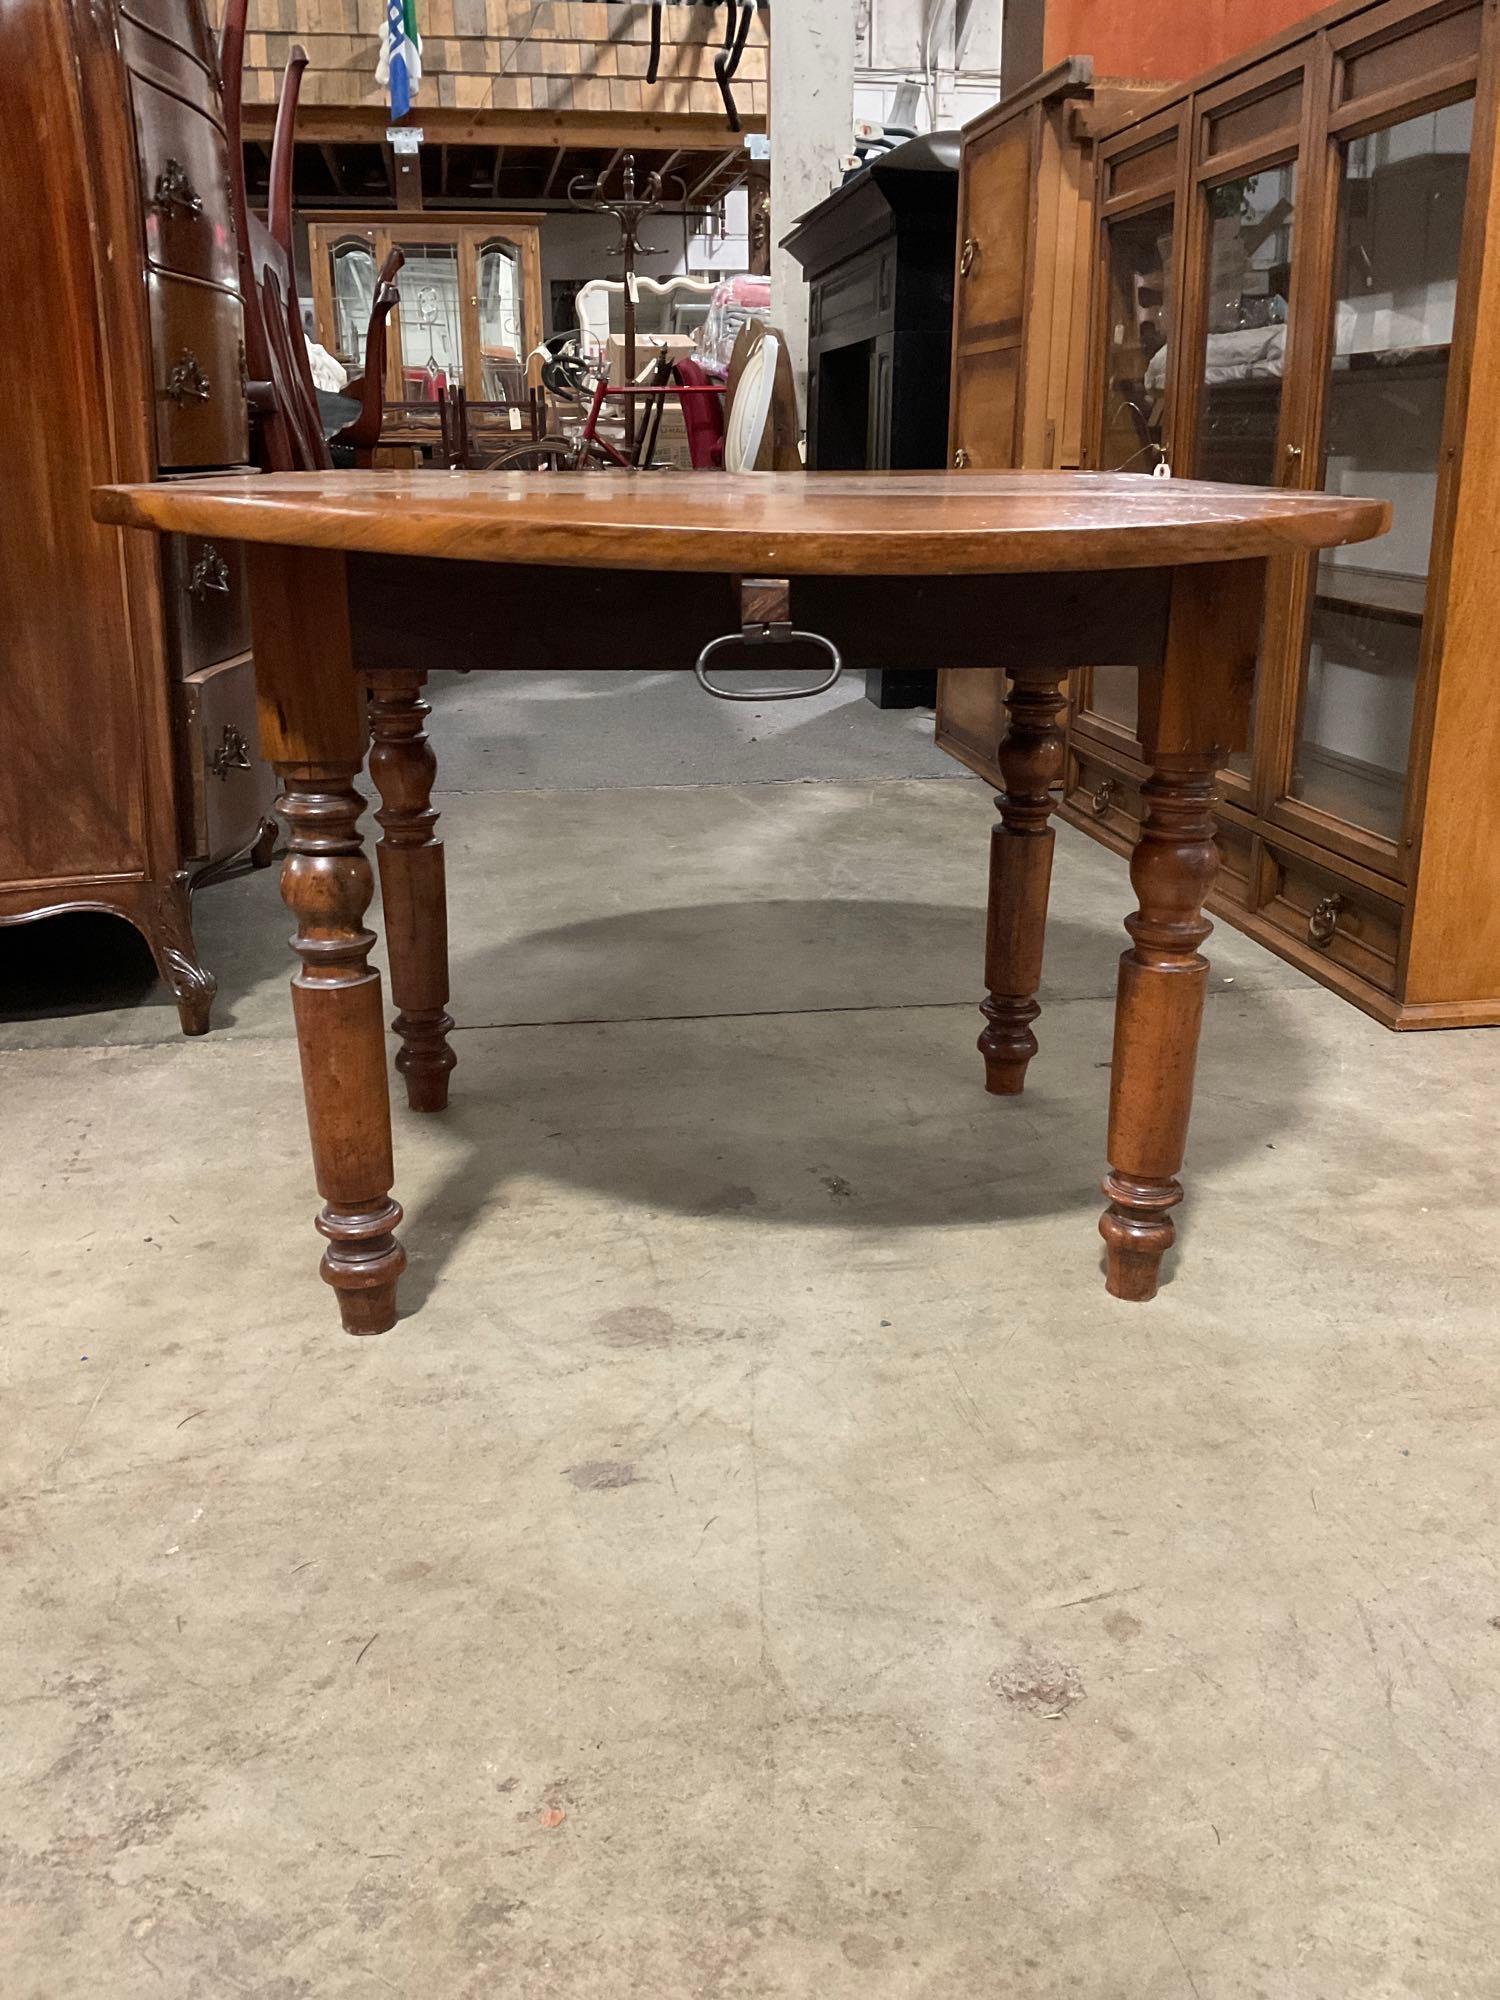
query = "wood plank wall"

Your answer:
(243, 1), (769, 115)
